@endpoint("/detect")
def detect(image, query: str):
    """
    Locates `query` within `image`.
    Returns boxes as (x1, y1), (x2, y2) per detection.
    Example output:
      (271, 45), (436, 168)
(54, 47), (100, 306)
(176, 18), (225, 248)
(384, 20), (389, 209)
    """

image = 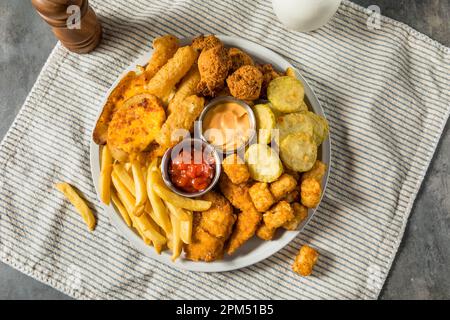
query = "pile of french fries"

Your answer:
(99, 145), (211, 261)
